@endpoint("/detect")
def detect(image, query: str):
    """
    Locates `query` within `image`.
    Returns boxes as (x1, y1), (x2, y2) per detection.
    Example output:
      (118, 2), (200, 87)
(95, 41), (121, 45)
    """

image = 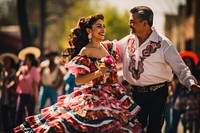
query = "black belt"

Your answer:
(132, 82), (167, 93)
